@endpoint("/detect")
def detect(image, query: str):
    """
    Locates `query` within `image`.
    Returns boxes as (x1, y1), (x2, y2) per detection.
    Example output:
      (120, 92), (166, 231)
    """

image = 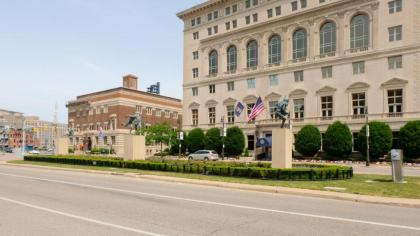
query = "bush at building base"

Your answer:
(323, 121), (353, 158)
(295, 125), (321, 157)
(204, 128), (223, 154)
(358, 121), (393, 160)
(400, 120), (420, 161)
(185, 128), (205, 153)
(224, 126), (245, 157)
